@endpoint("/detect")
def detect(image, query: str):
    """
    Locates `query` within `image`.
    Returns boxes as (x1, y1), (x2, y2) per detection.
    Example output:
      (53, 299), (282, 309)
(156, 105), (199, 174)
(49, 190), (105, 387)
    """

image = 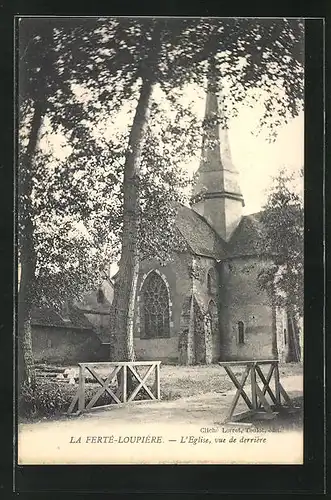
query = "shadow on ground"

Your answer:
(238, 396), (303, 431)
